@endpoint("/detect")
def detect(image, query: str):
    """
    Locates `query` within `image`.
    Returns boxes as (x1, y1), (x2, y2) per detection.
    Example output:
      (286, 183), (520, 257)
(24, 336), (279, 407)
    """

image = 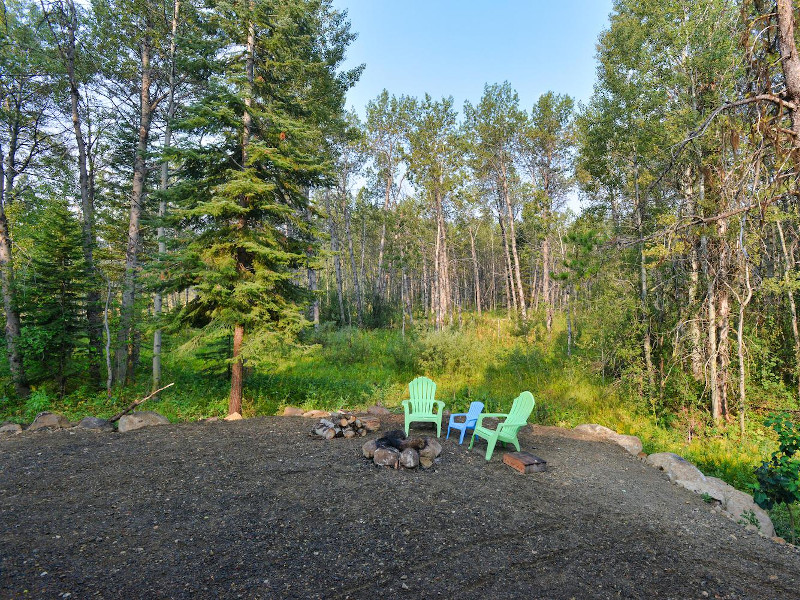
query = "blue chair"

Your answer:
(446, 401), (484, 444)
